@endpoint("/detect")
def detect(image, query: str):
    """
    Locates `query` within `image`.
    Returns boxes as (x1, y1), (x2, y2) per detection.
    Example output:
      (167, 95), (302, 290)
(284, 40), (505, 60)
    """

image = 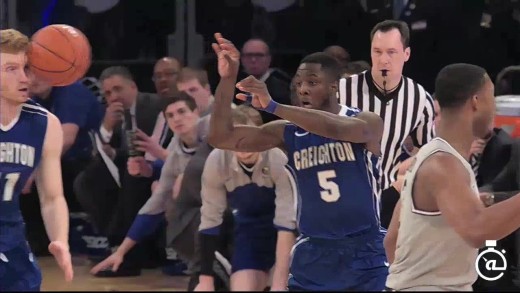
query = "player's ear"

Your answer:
(330, 79), (338, 93)
(471, 94), (479, 111)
